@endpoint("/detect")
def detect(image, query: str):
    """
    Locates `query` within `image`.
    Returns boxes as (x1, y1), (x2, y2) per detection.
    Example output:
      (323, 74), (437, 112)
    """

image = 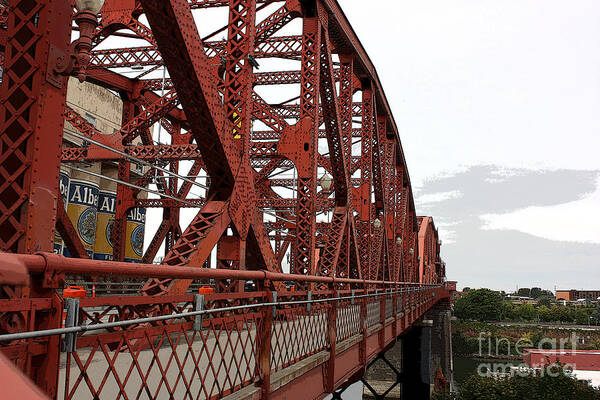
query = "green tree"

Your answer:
(537, 295), (553, 307)
(454, 289), (504, 321)
(434, 367), (600, 400)
(500, 301), (516, 321)
(516, 303), (536, 321)
(537, 305), (552, 322)
(577, 308), (593, 325)
(540, 289), (554, 298)
(530, 287), (543, 299)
